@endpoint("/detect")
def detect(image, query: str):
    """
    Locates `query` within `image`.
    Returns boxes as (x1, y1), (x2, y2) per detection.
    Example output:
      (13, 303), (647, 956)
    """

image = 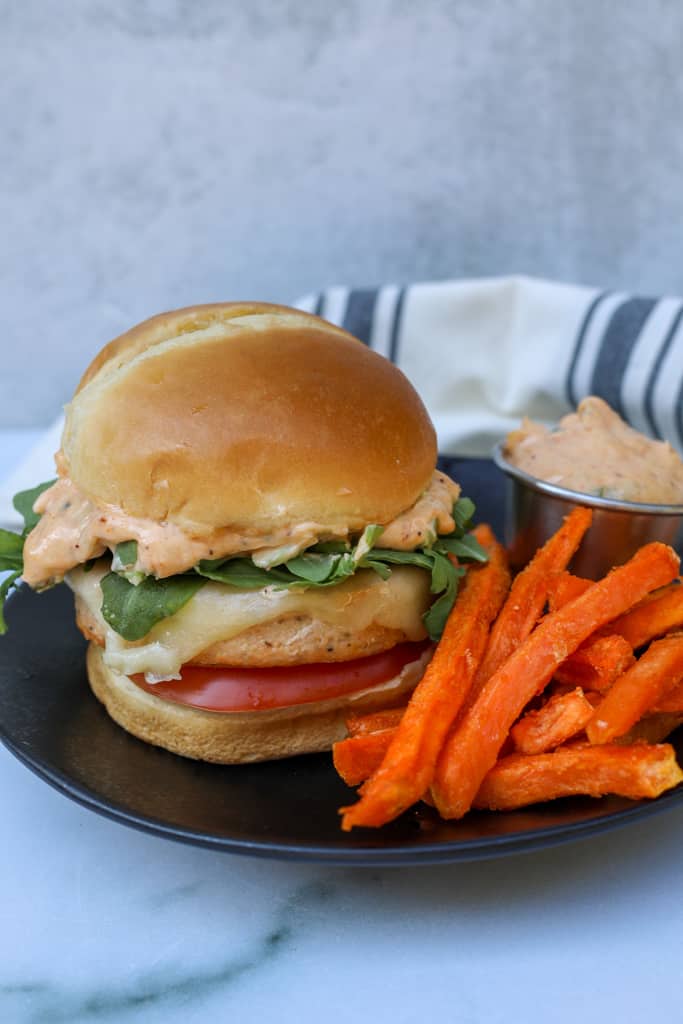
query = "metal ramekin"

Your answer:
(492, 442), (683, 579)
